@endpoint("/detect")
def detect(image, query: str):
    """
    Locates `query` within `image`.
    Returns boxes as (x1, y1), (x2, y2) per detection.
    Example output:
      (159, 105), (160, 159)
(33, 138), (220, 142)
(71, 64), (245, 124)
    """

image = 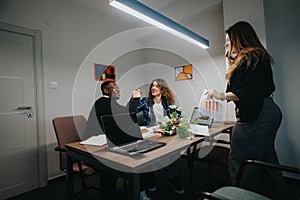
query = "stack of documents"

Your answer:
(140, 126), (159, 138)
(188, 124), (209, 136)
(80, 134), (107, 146)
